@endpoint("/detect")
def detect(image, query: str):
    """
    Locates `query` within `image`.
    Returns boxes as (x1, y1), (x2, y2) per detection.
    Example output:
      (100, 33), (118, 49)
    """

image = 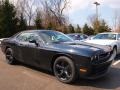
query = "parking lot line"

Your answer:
(113, 60), (120, 65)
